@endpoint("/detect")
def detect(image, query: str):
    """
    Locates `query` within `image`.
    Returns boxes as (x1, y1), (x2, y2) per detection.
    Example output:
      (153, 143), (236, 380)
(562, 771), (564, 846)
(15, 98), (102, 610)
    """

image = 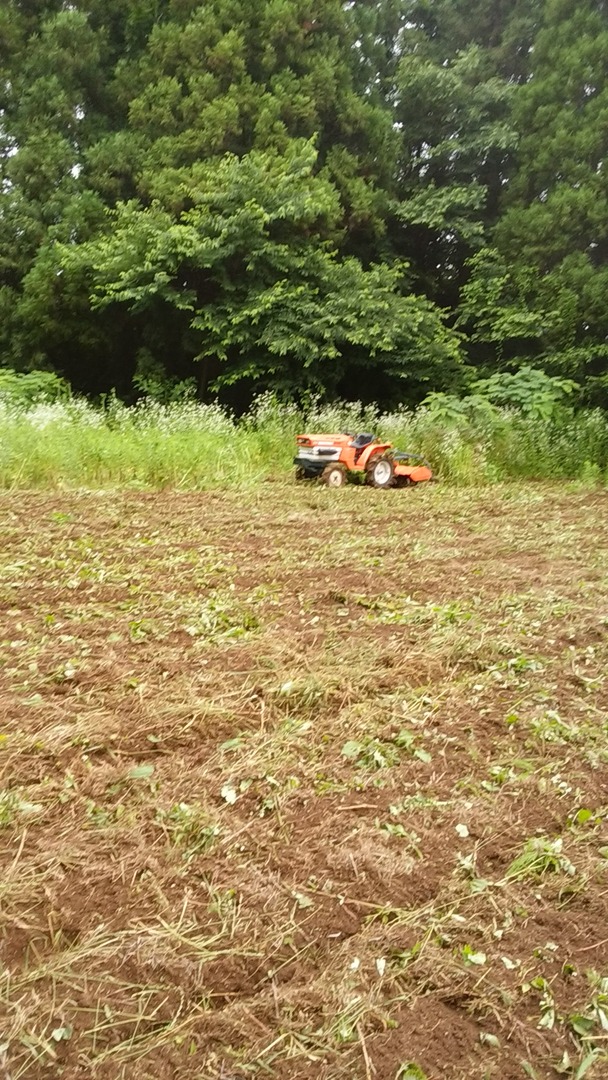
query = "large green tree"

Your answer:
(485, 0), (608, 402)
(349, 2), (522, 308)
(63, 141), (462, 401)
(0, 0), (414, 399)
(0, 2), (140, 387)
(2, 0), (607, 405)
